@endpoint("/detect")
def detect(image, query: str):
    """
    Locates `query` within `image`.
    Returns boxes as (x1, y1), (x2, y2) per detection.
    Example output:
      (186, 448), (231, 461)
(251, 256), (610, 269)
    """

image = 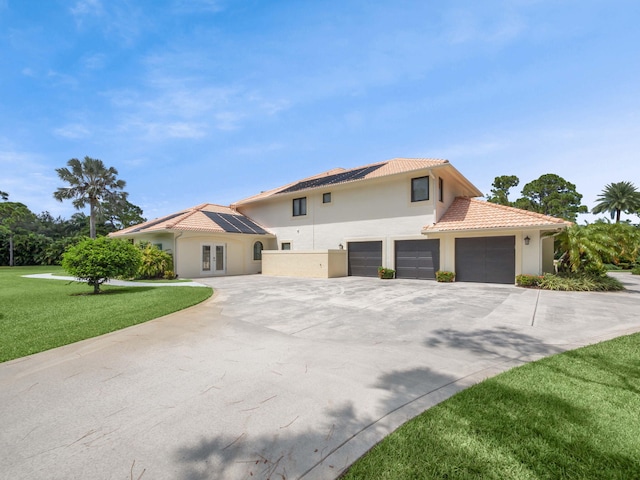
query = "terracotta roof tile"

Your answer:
(110, 203), (272, 236)
(233, 157), (454, 205)
(423, 197), (572, 232)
